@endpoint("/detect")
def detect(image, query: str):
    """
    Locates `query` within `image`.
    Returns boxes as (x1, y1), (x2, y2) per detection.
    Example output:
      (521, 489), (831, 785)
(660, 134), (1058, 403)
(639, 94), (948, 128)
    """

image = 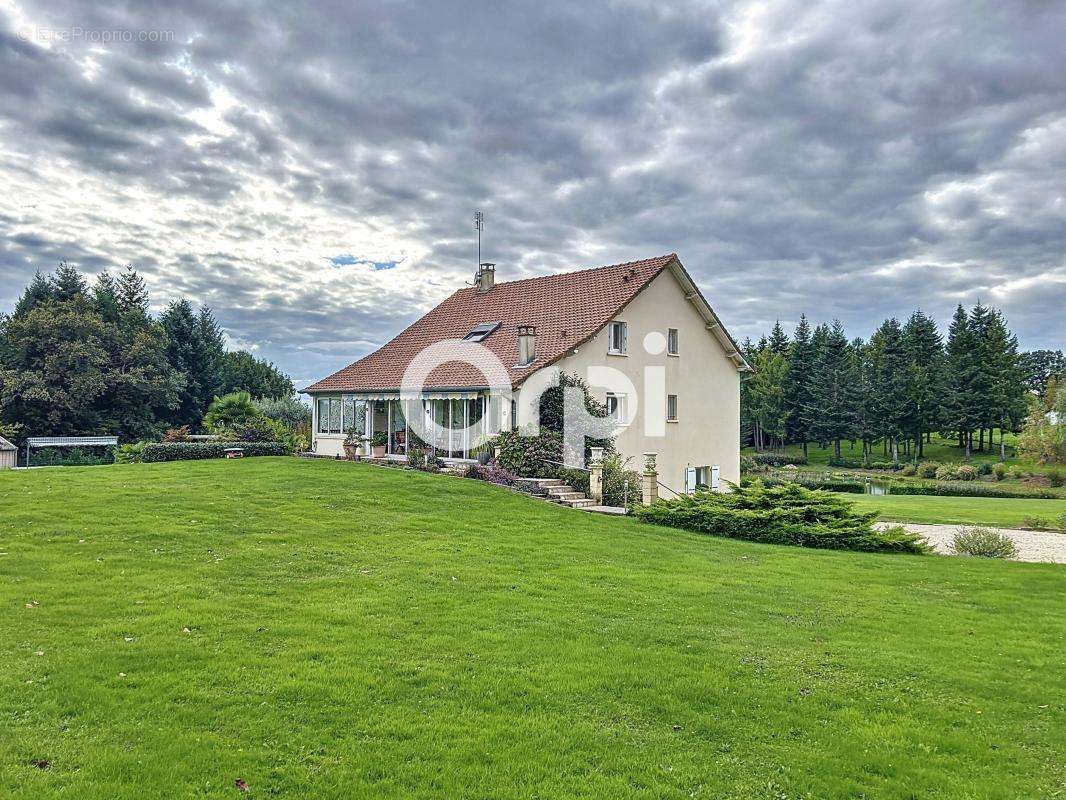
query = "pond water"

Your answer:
(865, 480), (891, 495)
